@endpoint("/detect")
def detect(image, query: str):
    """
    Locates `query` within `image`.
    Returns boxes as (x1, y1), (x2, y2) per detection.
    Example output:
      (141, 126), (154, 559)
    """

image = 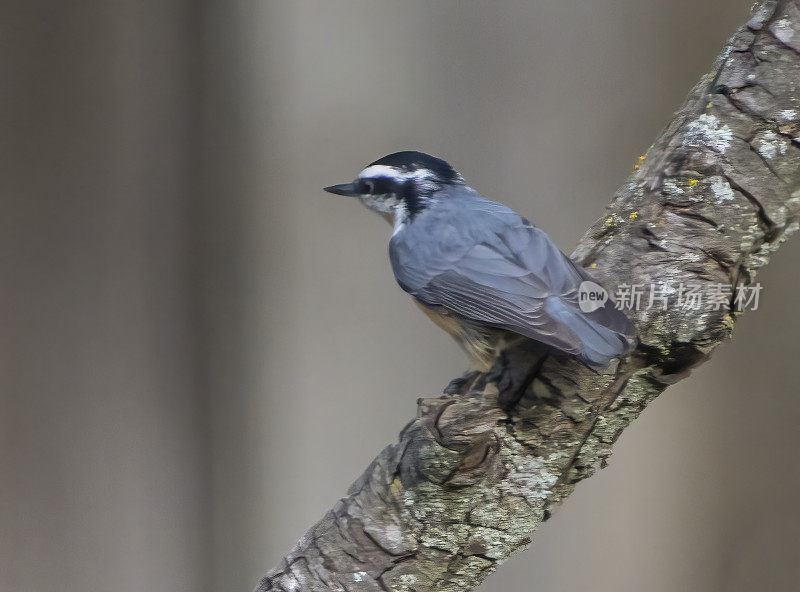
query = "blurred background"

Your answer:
(2, 1), (799, 591)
